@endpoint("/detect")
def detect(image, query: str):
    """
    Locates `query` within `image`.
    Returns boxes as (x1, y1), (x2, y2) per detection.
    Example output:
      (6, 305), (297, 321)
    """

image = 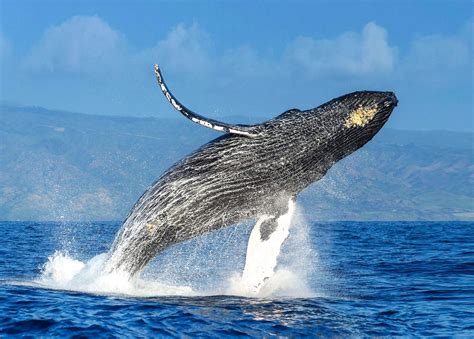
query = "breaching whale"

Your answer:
(106, 65), (398, 279)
